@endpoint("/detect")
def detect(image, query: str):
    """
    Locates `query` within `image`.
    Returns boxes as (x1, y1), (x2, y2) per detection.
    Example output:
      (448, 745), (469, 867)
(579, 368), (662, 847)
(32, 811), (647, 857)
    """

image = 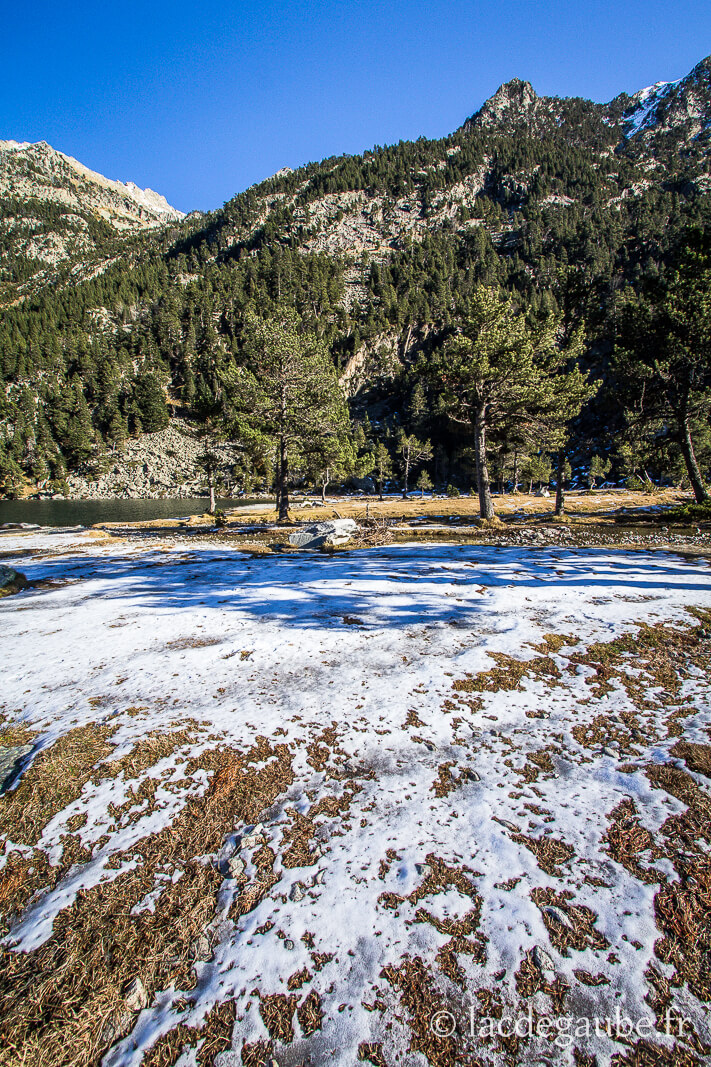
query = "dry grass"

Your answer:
(380, 957), (462, 1067)
(358, 1041), (388, 1066)
(0, 724), (115, 847)
(603, 798), (662, 884)
(142, 1000), (236, 1067)
(218, 487), (689, 527)
(0, 736), (294, 1067)
(453, 652), (561, 696)
(510, 832), (575, 876)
